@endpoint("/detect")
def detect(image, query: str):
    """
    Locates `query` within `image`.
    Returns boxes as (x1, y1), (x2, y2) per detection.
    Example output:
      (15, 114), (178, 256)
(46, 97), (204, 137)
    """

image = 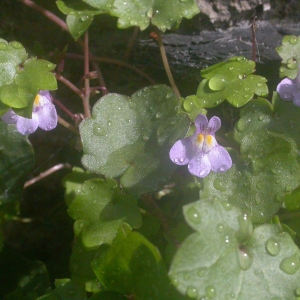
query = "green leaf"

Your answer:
(0, 122), (34, 205)
(179, 95), (207, 122)
(67, 178), (142, 249)
(0, 39), (27, 86)
(56, 0), (103, 40)
(36, 279), (86, 300)
(69, 241), (101, 293)
(276, 35), (300, 78)
(91, 224), (184, 300)
(62, 166), (99, 206)
(83, 0), (200, 31)
(80, 85), (190, 196)
(169, 198), (300, 300)
(196, 57), (268, 108)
